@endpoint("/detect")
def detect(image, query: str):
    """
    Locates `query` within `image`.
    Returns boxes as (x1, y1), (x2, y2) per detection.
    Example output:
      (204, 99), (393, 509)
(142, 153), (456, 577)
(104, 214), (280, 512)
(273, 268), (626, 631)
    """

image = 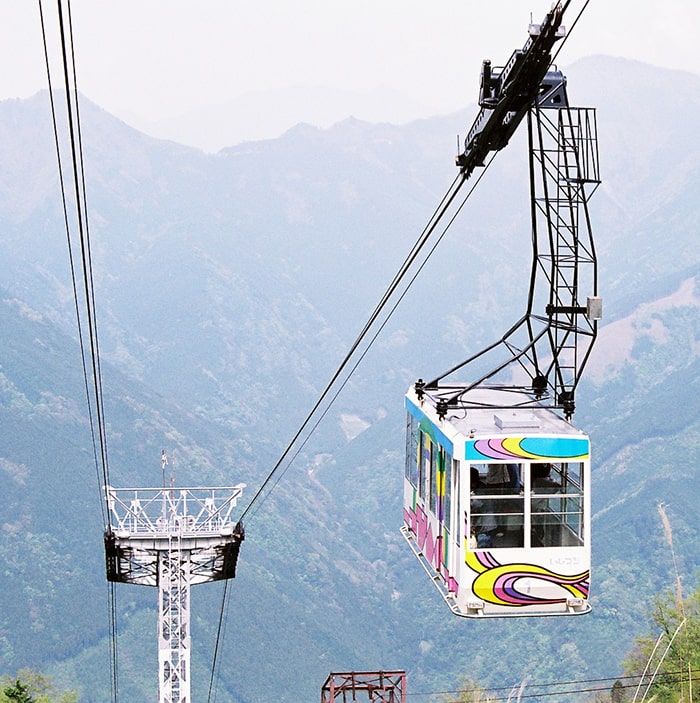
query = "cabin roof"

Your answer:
(406, 385), (586, 441)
